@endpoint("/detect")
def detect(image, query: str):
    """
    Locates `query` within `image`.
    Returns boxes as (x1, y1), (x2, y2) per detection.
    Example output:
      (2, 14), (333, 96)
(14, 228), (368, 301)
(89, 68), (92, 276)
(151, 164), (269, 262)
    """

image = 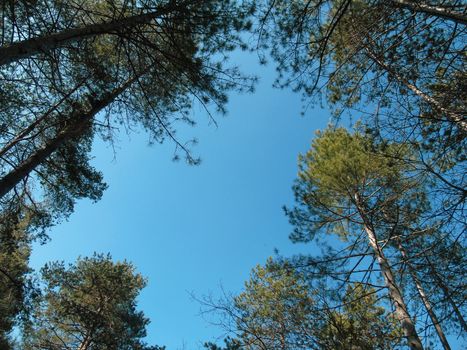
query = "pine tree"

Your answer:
(286, 127), (427, 349)
(23, 253), (158, 350)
